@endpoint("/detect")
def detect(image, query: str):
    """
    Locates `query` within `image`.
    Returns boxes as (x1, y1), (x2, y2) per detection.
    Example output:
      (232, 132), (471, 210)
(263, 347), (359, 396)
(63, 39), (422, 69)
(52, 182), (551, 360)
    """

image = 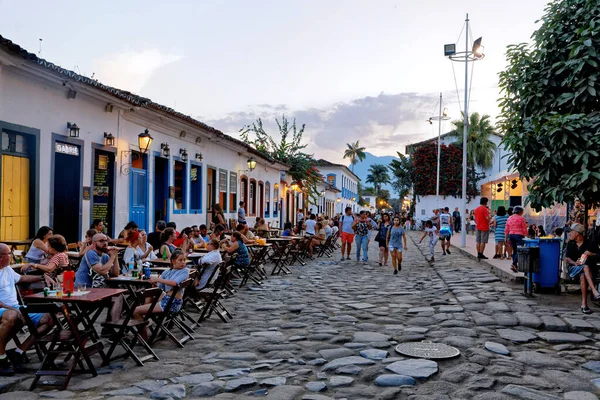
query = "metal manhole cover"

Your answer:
(395, 341), (461, 359)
